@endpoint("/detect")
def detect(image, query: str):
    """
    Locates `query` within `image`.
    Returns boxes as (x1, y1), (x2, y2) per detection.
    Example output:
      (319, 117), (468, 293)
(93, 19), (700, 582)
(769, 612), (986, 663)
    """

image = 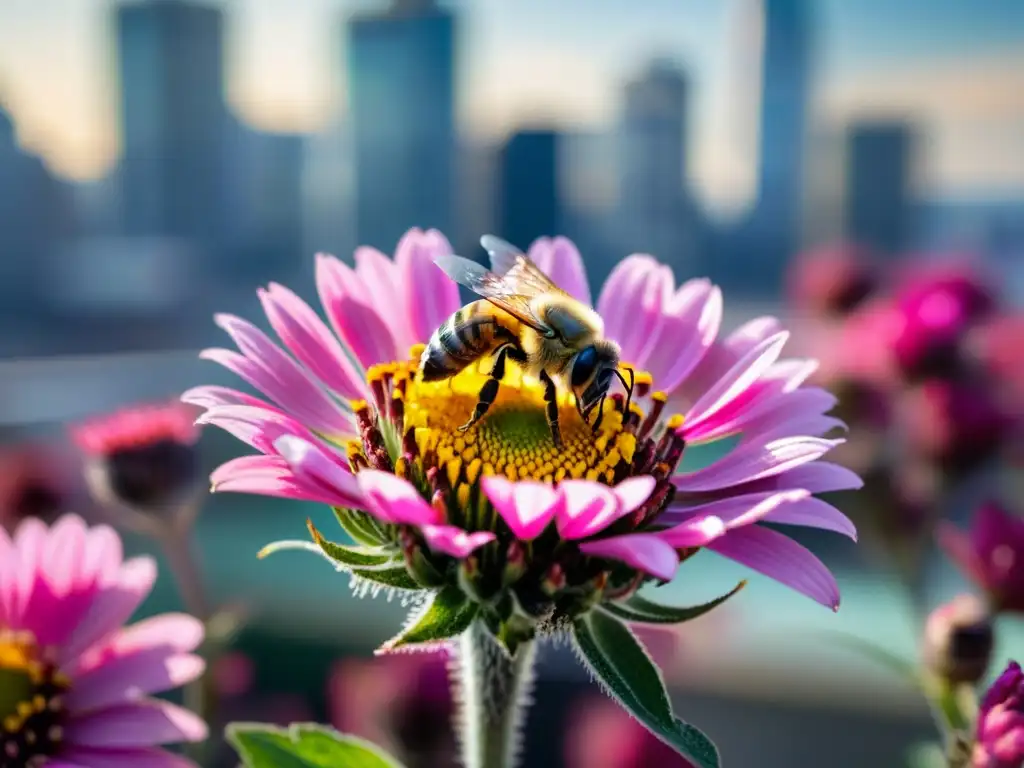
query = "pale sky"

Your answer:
(0, 0), (1022, 209)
